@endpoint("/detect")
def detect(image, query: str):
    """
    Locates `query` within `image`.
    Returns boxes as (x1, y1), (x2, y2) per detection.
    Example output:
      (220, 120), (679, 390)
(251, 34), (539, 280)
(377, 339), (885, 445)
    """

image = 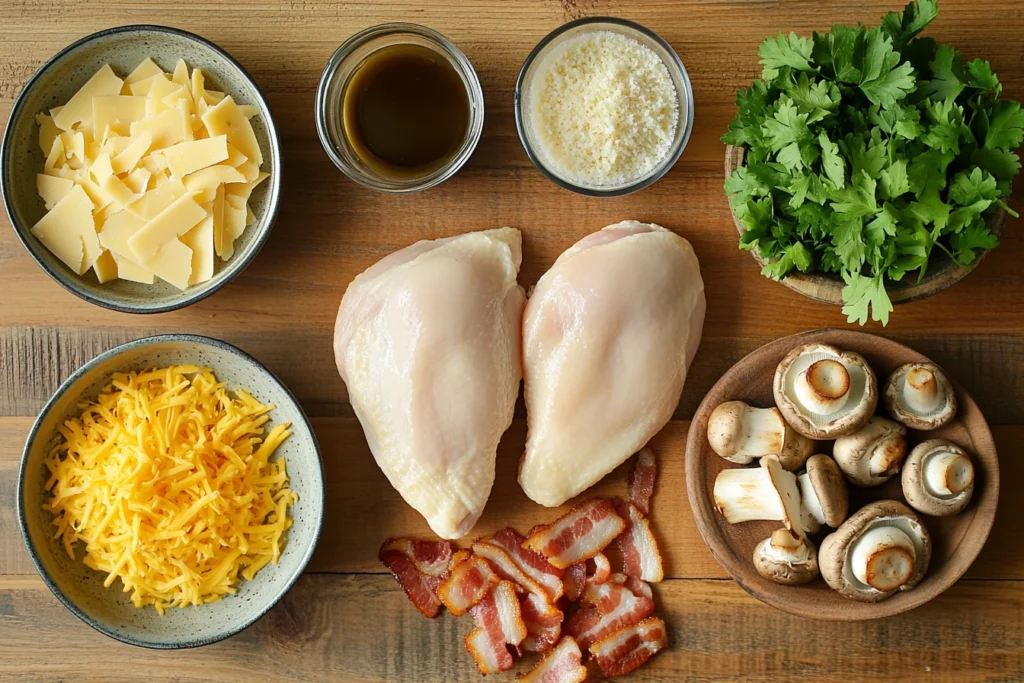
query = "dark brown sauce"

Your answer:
(342, 44), (470, 177)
